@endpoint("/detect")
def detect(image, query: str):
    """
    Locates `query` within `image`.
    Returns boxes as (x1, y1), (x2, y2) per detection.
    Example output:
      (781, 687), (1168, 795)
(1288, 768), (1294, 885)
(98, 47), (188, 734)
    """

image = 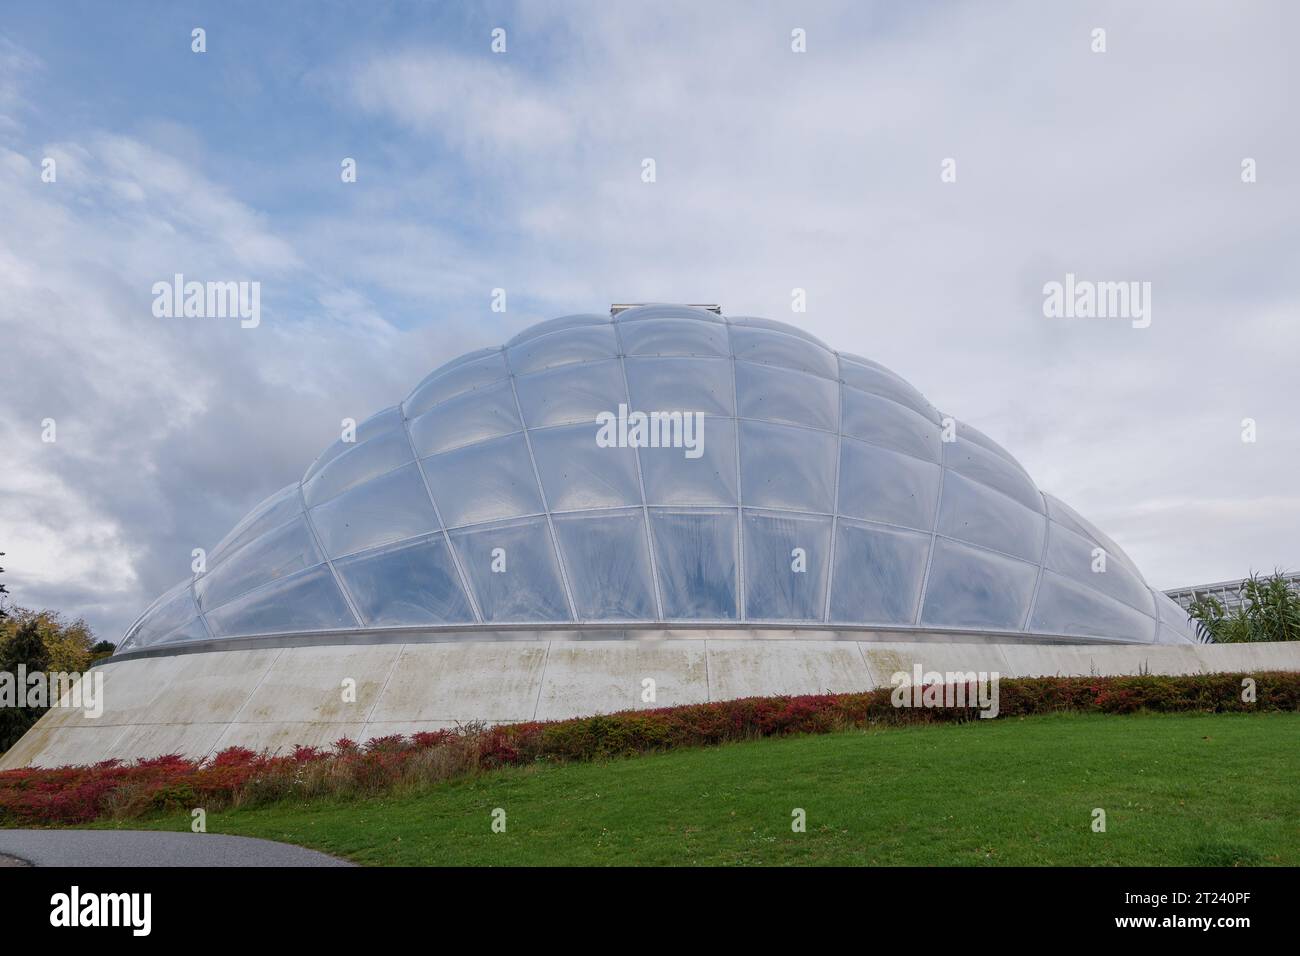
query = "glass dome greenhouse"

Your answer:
(118, 305), (1200, 653)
